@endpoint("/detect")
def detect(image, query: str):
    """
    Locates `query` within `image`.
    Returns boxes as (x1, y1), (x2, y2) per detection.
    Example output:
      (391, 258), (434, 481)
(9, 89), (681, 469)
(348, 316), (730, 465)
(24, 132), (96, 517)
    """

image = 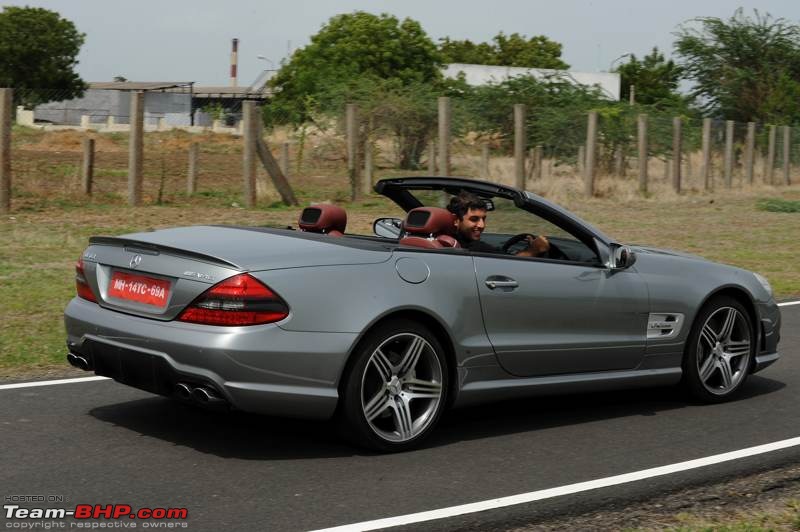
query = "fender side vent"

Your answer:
(647, 313), (685, 340)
